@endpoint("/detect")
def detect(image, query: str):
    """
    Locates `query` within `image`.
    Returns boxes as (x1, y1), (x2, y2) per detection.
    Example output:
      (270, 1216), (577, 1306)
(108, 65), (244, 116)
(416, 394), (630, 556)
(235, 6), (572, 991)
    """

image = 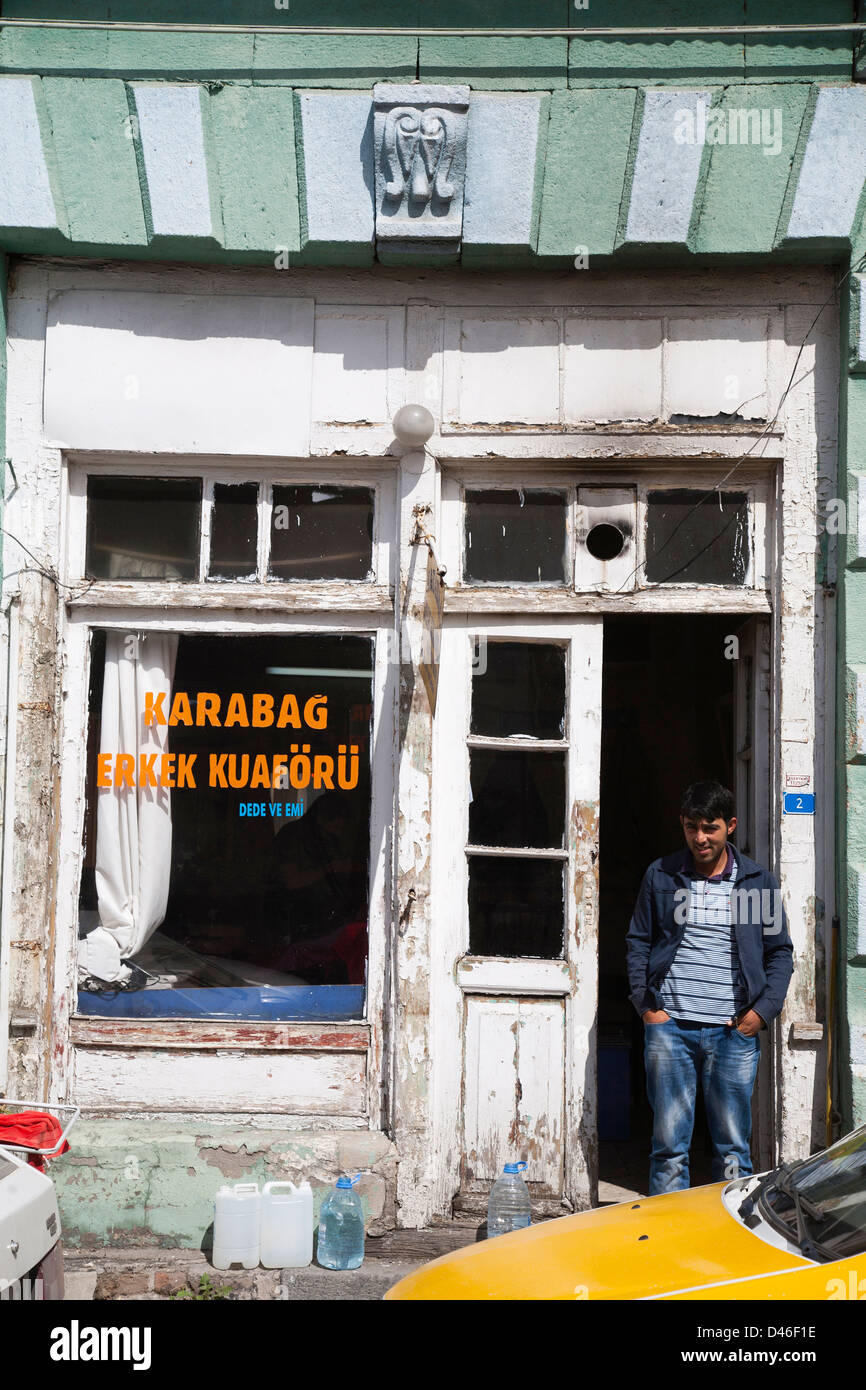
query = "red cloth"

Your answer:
(275, 919), (368, 985)
(0, 1112), (69, 1169)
